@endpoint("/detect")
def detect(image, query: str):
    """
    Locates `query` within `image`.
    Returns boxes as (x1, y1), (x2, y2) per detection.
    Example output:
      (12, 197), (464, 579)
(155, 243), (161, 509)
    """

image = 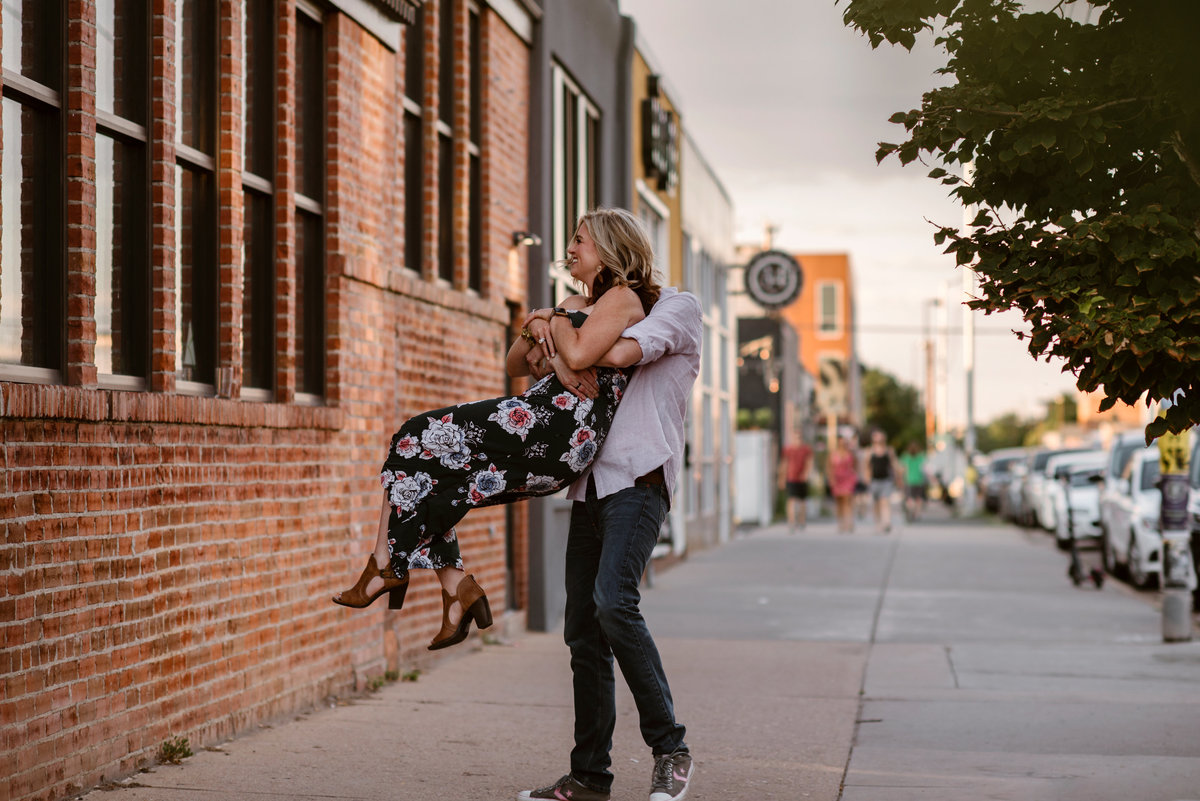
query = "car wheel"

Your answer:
(1127, 533), (1158, 590)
